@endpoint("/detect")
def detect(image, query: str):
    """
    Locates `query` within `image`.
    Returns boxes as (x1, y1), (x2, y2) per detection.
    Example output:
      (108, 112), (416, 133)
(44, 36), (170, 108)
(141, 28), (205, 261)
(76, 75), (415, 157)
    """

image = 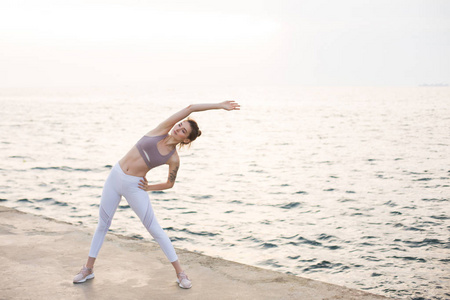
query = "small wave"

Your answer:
(402, 238), (445, 248)
(190, 195), (212, 200)
(31, 166), (94, 172)
(402, 205), (416, 210)
(302, 260), (349, 273)
(79, 184), (100, 188)
(280, 202), (301, 209)
(338, 198), (356, 203)
(287, 233), (342, 250)
(35, 197), (54, 202)
(258, 259), (282, 268)
(156, 198), (176, 202)
(383, 200), (397, 207)
(404, 226), (425, 231)
(69, 214), (92, 218)
(430, 215), (449, 220)
(318, 234), (336, 240)
(414, 178), (433, 181)
(299, 258), (316, 263)
(323, 188), (336, 192)
(230, 200), (242, 204)
(421, 198), (448, 202)
(170, 237), (190, 242)
(361, 256), (382, 262)
(249, 169), (265, 173)
(260, 242), (278, 249)
(297, 236), (322, 247)
(151, 191), (165, 194)
(181, 228), (218, 236)
(0, 198), (7, 202)
(295, 191), (308, 195)
(164, 227), (219, 237)
(360, 242), (375, 246)
(17, 198), (32, 203)
(224, 210), (234, 214)
(166, 207), (188, 211)
(390, 211), (402, 215)
(390, 256), (426, 263)
(52, 200), (68, 206)
(280, 234), (299, 240)
(350, 212), (364, 216)
(181, 211), (197, 214)
(288, 255), (300, 260)
(361, 235), (377, 239)
(328, 245), (341, 250)
(238, 236), (263, 243)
